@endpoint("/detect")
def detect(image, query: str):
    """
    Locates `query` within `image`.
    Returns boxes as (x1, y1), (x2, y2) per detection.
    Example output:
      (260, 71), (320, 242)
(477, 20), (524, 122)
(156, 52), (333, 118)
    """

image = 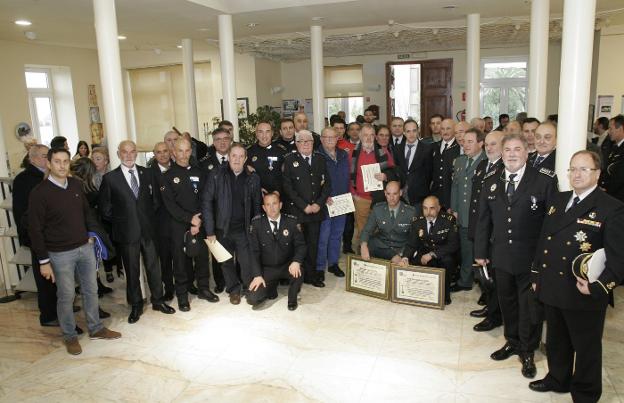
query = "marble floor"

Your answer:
(1, 256), (624, 403)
